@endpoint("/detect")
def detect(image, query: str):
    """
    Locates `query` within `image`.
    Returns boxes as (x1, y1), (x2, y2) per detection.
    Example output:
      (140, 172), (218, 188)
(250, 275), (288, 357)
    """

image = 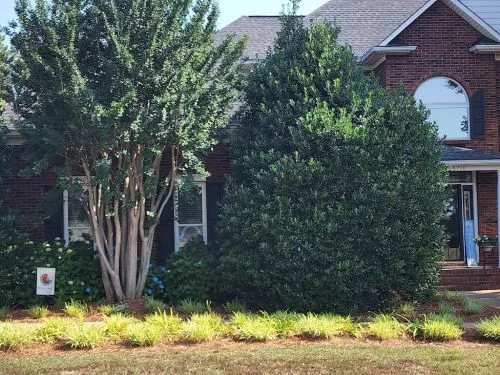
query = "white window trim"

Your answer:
(63, 178), (92, 247)
(174, 174), (208, 252)
(415, 77), (470, 141)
